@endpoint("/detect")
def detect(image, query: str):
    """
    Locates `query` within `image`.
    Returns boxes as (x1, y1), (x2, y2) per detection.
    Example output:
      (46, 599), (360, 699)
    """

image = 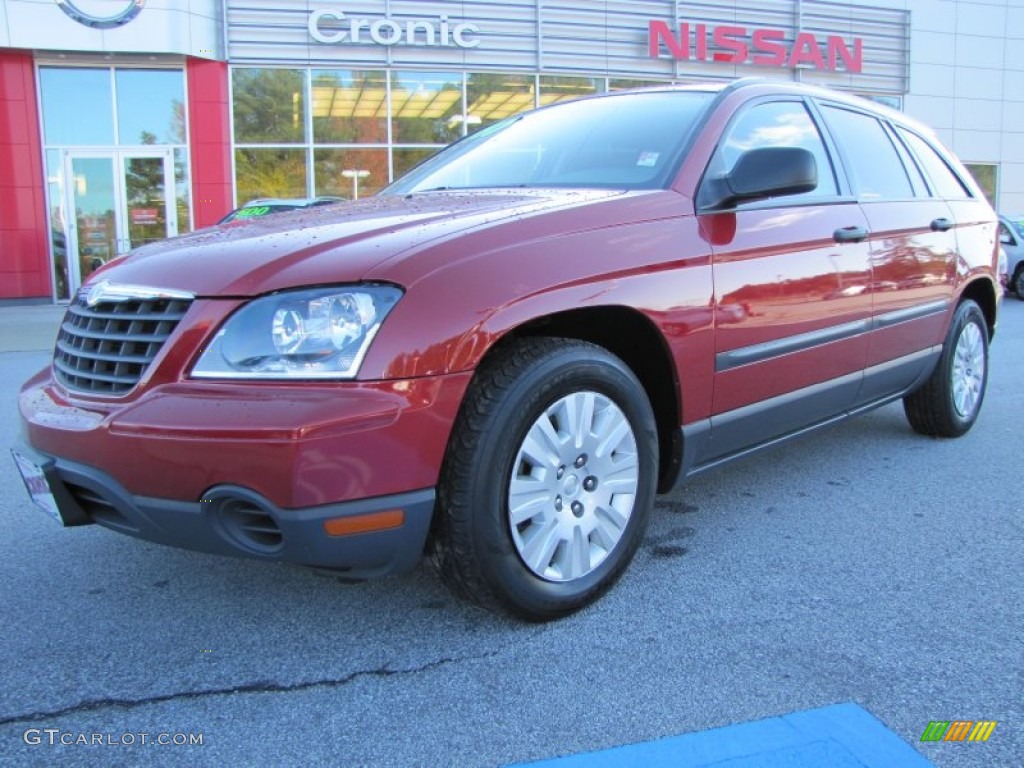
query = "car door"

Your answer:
(814, 104), (958, 406)
(894, 126), (999, 311)
(695, 98), (873, 463)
